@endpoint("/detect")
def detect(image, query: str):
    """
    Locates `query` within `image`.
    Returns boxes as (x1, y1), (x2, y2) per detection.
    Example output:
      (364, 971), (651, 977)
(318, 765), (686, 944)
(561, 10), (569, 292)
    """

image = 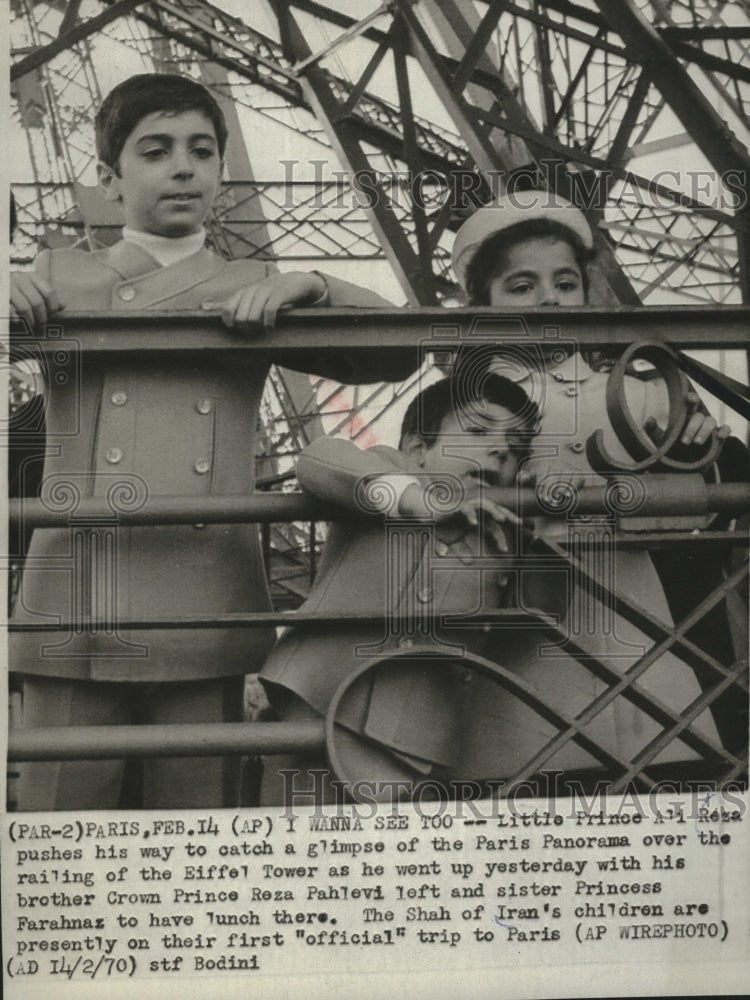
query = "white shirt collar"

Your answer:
(121, 227), (207, 267)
